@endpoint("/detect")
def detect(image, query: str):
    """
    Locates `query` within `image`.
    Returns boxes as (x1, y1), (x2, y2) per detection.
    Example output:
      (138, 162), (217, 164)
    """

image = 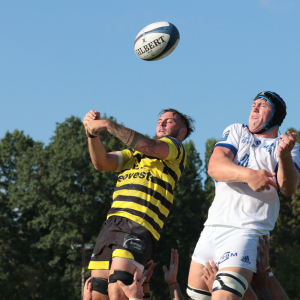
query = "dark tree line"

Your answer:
(0, 117), (299, 299)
